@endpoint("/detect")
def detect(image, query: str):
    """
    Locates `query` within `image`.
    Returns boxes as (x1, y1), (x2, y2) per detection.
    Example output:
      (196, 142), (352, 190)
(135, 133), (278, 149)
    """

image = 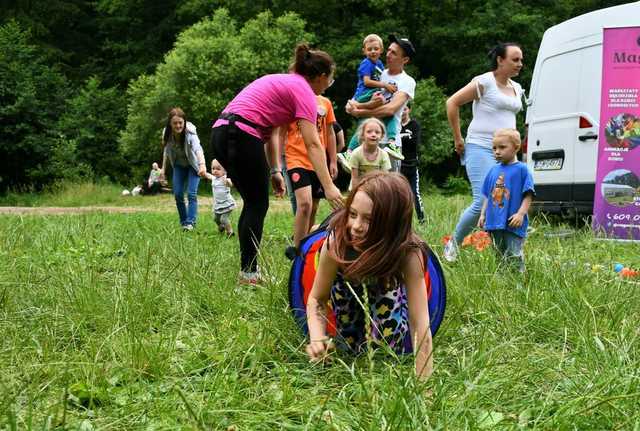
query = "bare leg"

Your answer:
(307, 198), (320, 233)
(293, 186), (313, 248)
